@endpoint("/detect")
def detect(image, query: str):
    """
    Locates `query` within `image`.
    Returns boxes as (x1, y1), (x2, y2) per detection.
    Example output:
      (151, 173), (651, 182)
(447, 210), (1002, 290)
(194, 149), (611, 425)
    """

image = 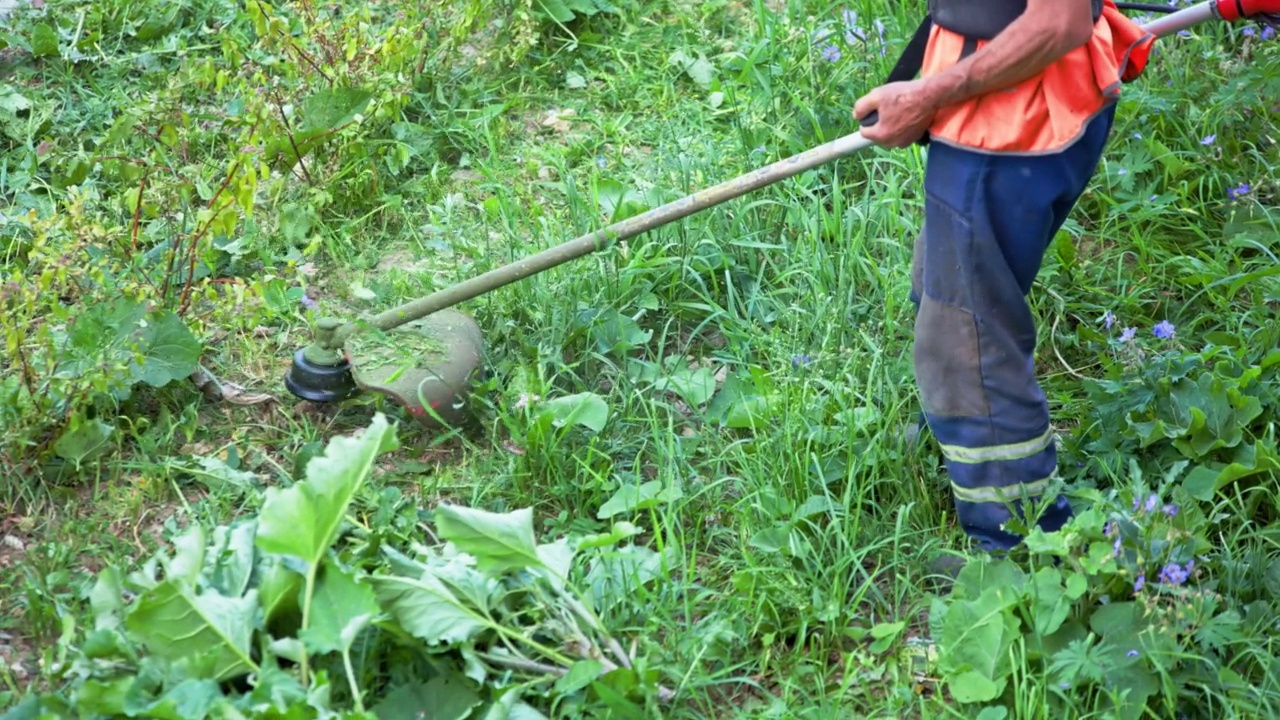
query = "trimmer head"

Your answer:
(284, 309), (485, 428)
(284, 349), (359, 403)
